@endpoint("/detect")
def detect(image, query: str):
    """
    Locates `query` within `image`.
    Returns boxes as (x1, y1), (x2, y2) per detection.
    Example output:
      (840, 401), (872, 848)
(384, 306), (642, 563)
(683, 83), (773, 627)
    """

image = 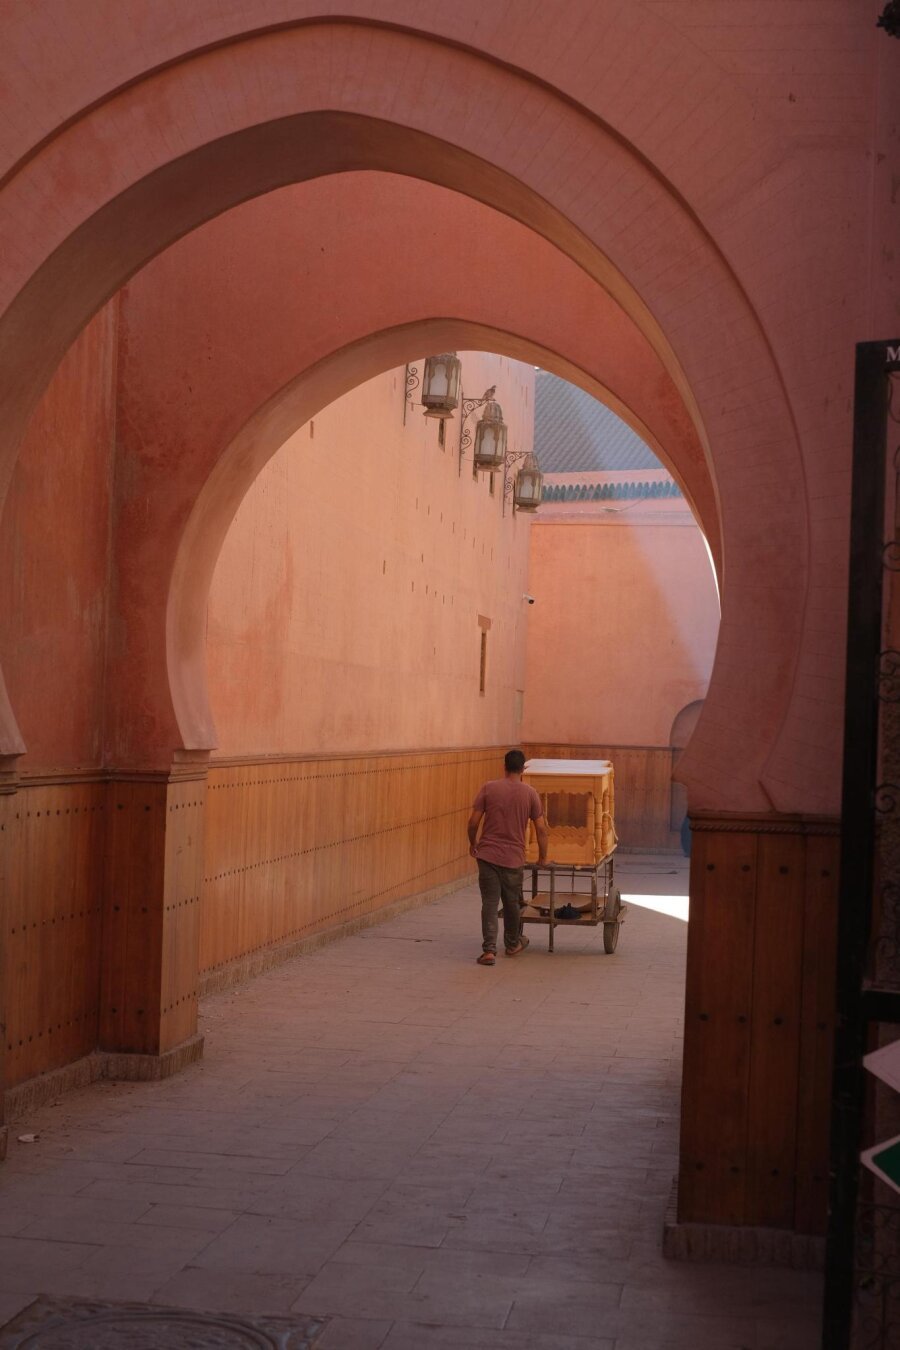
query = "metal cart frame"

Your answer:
(521, 852), (626, 953)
